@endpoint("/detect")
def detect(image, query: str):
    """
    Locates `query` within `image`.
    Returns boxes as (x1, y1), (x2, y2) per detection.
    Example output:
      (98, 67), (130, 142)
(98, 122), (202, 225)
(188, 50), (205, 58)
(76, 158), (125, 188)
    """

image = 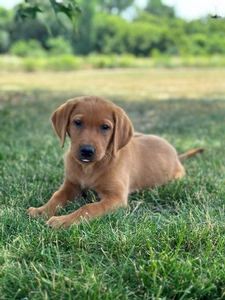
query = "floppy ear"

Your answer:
(51, 99), (78, 147)
(113, 107), (134, 156)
